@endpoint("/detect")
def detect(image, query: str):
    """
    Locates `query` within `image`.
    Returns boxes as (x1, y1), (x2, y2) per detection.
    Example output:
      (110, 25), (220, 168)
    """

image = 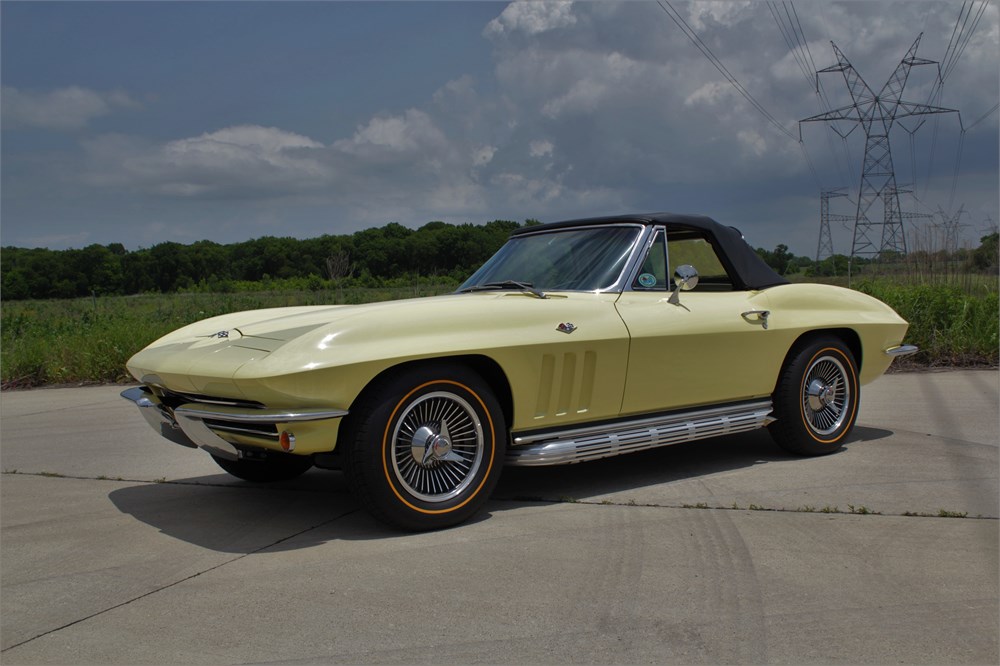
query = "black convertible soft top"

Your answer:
(511, 212), (789, 291)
